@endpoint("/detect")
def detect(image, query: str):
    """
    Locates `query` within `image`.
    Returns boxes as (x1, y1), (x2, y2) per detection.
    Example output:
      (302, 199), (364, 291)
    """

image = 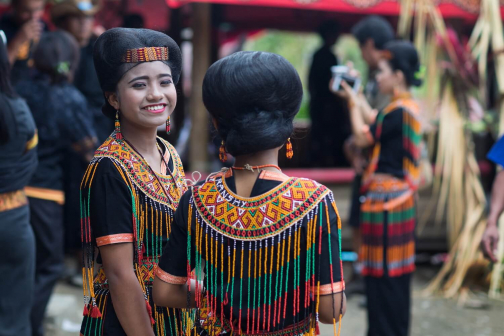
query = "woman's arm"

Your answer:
(100, 243), (155, 336)
(153, 278), (197, 308)
(319, 292), (347, 324)
(357, 92), (378, 125)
